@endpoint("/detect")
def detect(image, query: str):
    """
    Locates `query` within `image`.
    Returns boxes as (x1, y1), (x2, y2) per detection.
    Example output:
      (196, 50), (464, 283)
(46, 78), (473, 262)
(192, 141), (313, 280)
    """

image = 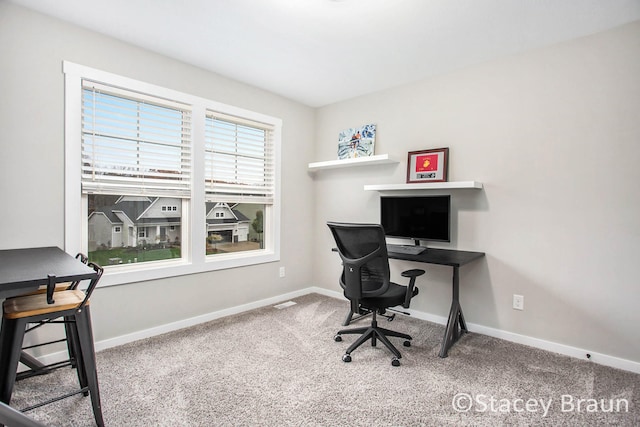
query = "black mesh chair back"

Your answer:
(328, 222), (391, 303)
